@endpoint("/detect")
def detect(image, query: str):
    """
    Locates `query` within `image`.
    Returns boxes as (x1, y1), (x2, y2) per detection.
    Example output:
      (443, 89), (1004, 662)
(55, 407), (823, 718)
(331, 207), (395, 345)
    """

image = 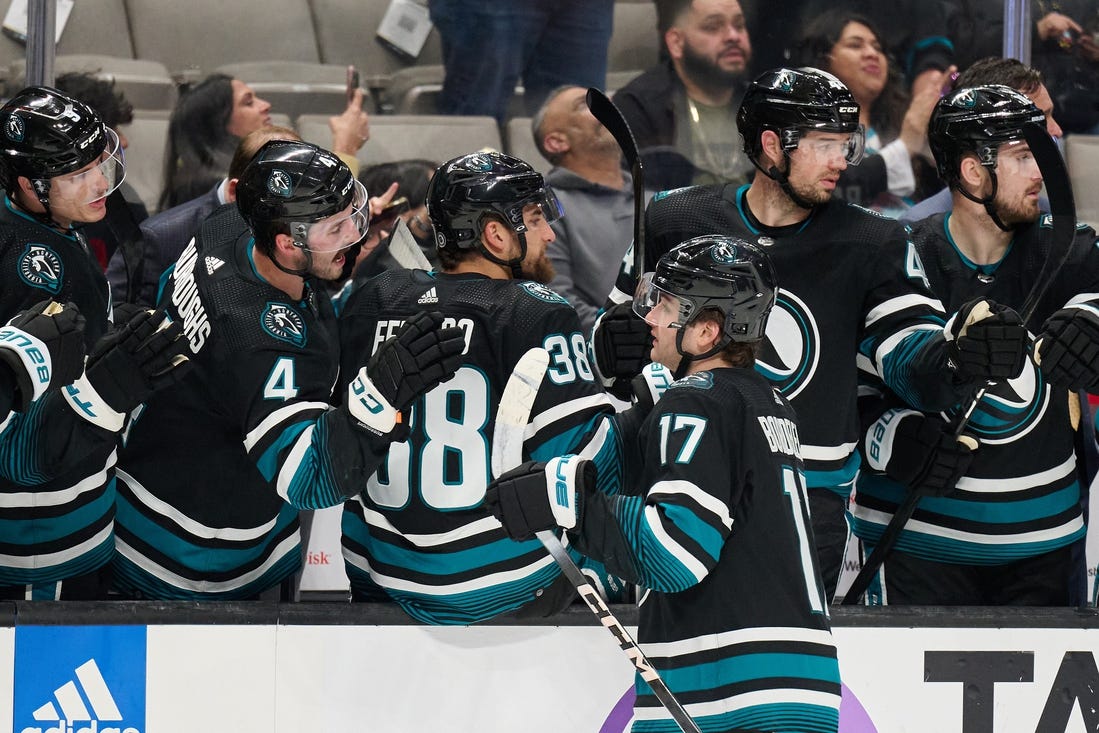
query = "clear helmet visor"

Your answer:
(48, 127), (126, 206)
(796, 126), (866, 166)
(517, 188), (564, 229)
(994, 140), (1041, 177)
(632, 272), (697, 329)
(294, 179), (371, 253)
